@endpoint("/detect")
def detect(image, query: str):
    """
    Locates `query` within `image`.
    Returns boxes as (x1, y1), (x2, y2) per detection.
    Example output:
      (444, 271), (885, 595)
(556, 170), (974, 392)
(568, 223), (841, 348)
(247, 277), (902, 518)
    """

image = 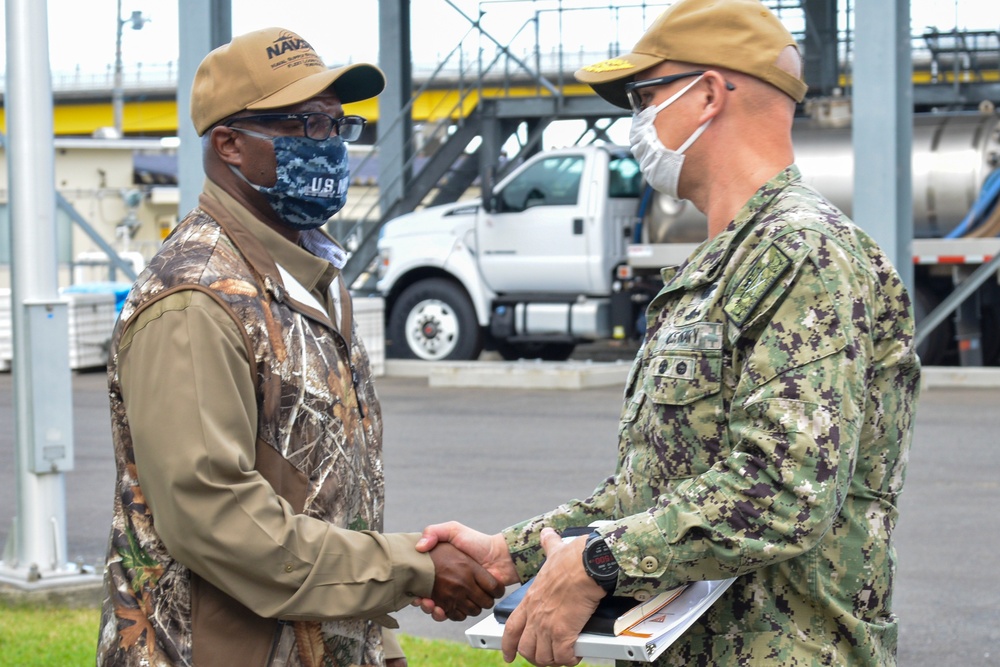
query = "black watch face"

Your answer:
(587, 538), (618, 579)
